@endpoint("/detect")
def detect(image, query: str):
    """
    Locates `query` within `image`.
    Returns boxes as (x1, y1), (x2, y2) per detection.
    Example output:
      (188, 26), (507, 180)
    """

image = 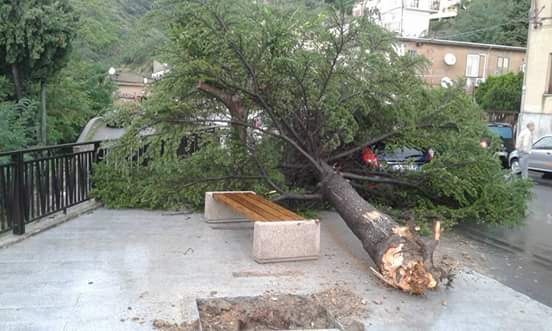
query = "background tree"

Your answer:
(0, 75), (38, 151)
(475, 72), (523, 113)
(430, 0), (531, 47)
(0, 0), (78, 144)
(94, 0), (531, 294)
